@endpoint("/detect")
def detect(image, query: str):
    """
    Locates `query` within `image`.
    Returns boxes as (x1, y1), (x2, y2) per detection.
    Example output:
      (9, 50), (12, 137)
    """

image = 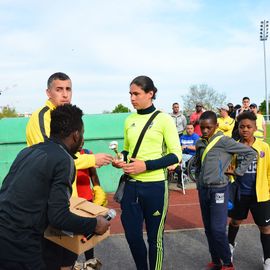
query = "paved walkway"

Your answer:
(108, 184), (253, 234)
(93, 225), (262, 270)
(80, 184), (262, 269)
